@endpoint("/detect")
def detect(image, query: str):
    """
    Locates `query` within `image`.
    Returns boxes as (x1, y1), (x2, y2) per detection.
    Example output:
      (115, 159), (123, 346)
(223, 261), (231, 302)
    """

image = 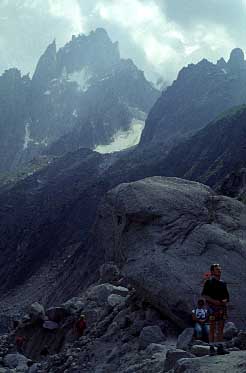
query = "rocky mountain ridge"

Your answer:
(0, 28), (159, 172)
(140, 48), (246, 152)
